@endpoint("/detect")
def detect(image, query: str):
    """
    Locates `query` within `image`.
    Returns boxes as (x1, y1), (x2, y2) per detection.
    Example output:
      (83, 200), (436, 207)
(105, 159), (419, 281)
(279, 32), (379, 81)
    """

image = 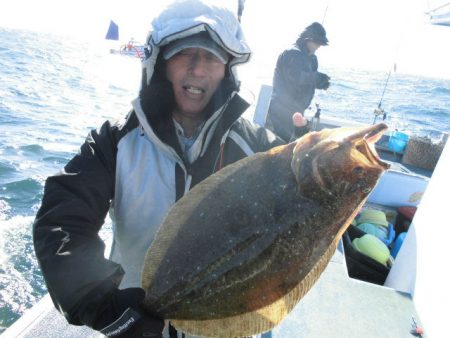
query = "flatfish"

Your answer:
(141, 123), (390, 337)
